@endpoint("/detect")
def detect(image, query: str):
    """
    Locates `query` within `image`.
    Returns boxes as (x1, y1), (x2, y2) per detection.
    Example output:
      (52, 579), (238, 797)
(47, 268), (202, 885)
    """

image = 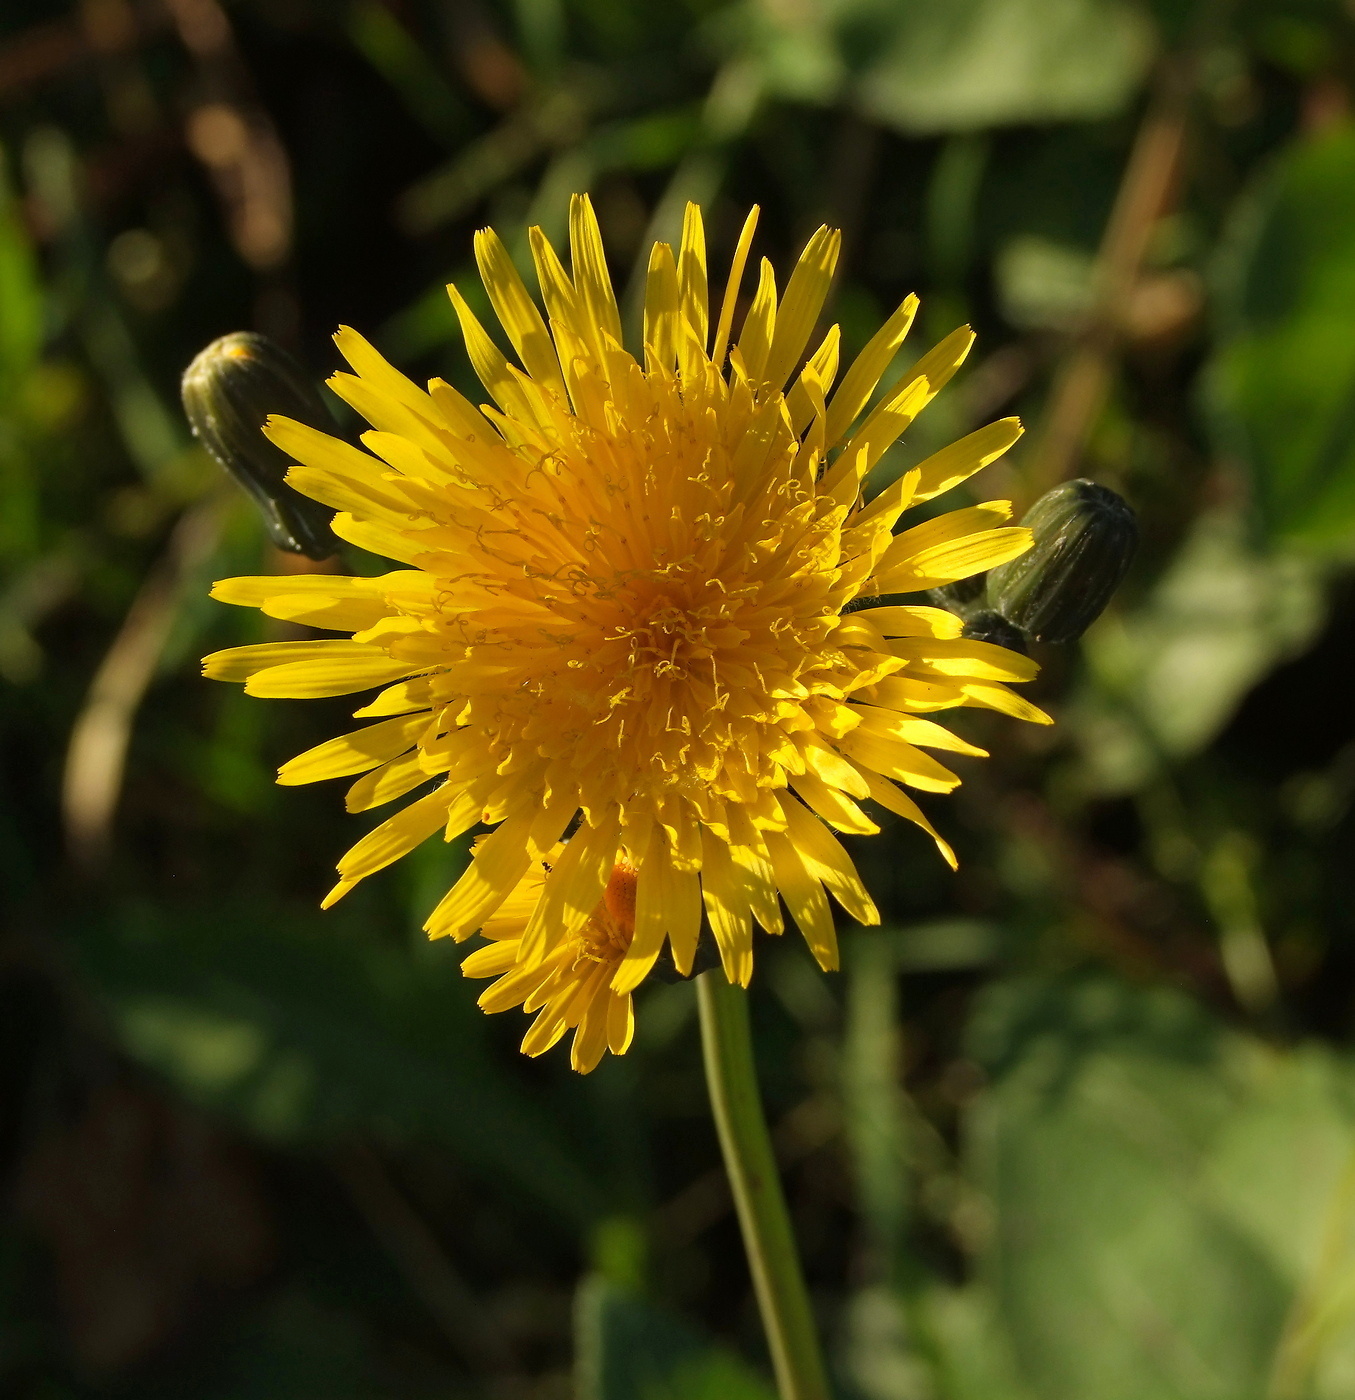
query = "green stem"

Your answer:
(696, 971), (831, 1400)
